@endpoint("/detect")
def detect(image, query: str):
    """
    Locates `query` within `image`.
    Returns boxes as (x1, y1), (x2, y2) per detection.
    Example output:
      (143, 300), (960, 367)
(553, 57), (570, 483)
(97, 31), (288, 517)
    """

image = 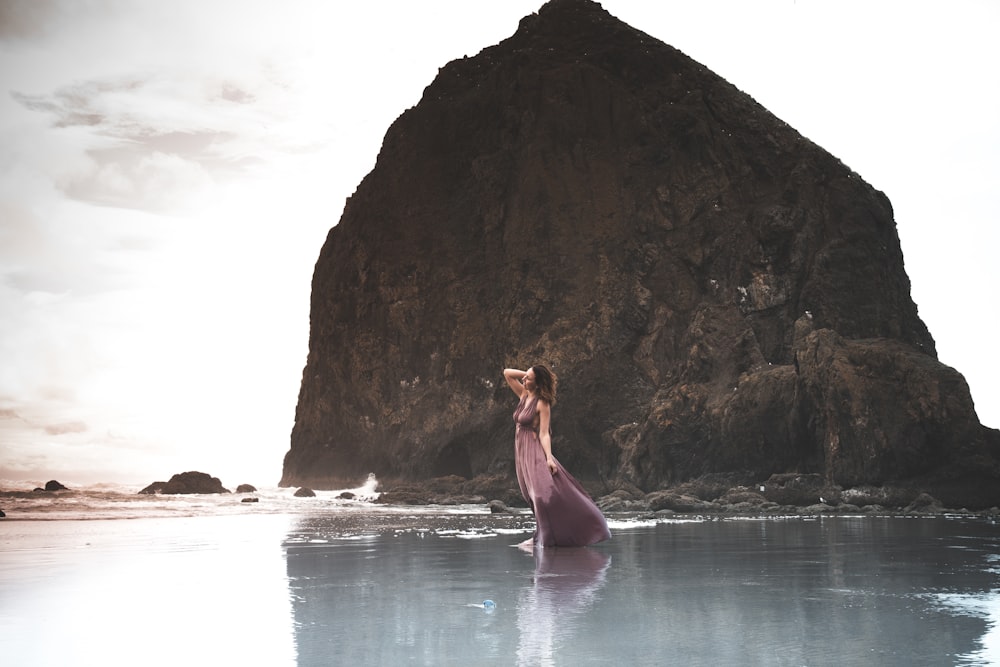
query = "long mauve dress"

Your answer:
(514, 394), (611, 547)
